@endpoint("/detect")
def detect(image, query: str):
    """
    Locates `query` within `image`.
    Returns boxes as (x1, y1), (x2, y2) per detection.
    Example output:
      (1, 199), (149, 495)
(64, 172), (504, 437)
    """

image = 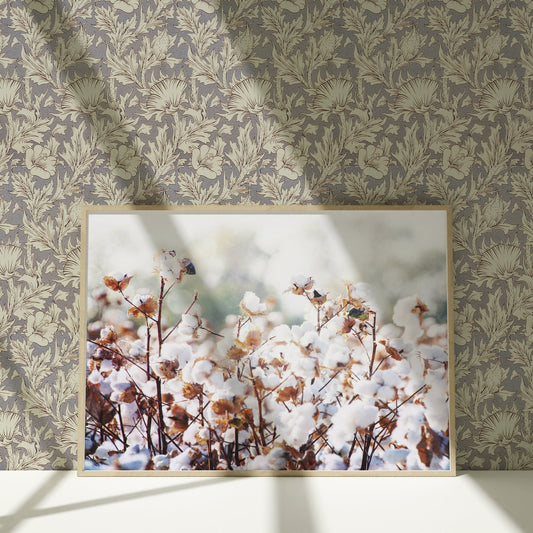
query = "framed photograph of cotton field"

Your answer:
(78, 206), (455, 476)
